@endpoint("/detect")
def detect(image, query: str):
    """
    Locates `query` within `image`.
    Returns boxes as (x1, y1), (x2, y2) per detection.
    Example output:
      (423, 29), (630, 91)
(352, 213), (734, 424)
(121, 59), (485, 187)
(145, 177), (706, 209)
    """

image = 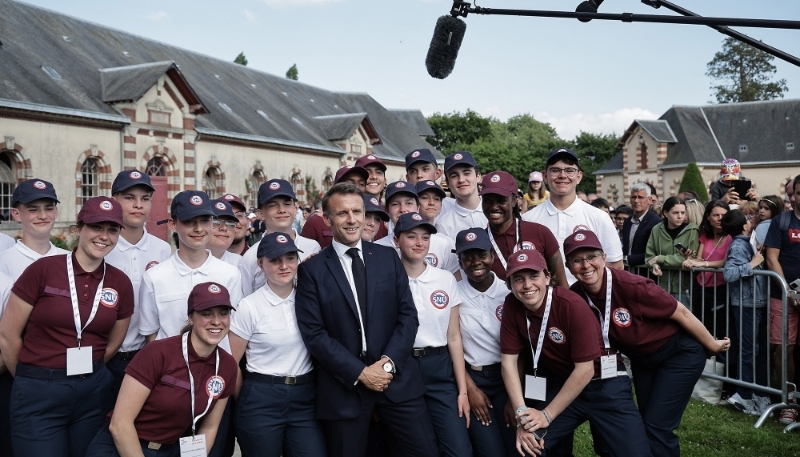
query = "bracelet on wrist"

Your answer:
(515, 405), (527, 416)
(542, 408), (552, 425)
